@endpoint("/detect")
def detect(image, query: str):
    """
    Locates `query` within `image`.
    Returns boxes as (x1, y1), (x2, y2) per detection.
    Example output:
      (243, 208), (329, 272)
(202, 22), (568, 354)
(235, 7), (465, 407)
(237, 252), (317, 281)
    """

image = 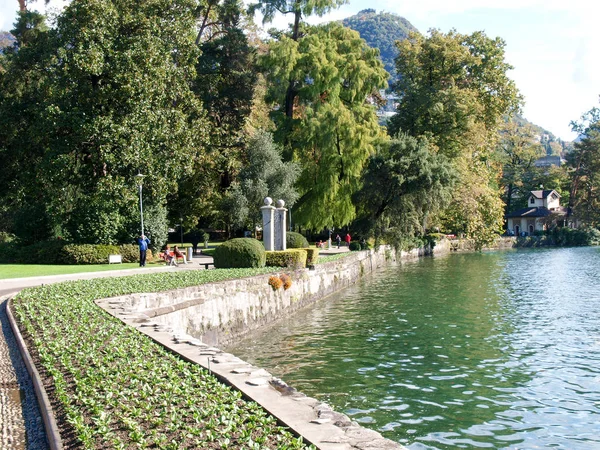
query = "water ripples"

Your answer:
(227, 247), (600, 449)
